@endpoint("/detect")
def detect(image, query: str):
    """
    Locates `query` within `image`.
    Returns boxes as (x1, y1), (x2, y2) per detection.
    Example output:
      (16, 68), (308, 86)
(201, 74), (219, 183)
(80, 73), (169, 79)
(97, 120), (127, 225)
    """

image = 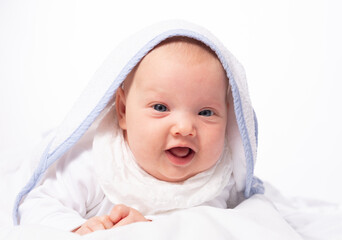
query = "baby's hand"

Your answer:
(73, 204), (149, 235)
(109, 204), (150, 228)
(73, 215), (114, 235)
